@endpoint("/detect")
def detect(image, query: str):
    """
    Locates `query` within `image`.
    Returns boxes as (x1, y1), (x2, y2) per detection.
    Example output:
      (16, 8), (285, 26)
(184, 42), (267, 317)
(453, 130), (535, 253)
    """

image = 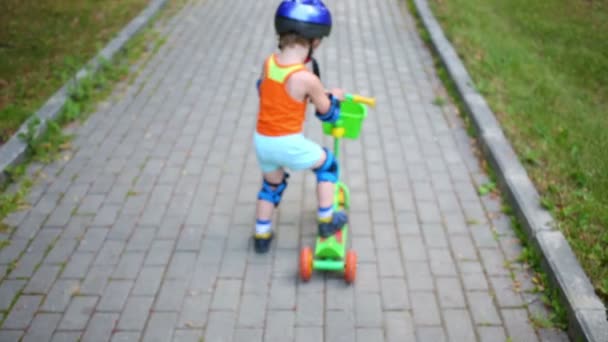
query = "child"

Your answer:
(253, 0), (348, 253)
